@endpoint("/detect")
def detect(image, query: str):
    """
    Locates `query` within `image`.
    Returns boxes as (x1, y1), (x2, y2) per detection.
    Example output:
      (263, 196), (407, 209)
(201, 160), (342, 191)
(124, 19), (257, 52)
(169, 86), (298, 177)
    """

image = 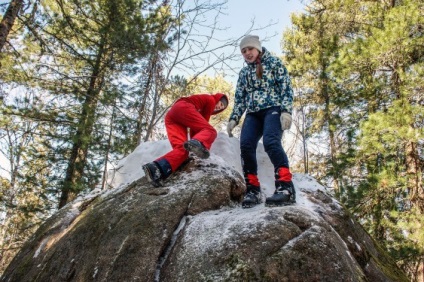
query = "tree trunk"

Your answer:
(135, 54), (156, 146)
(299, 105), (309, 174)
(59, 43), (107, 208)
(405, 140), (424, 212)
(0, 0), (24, 52)
(317, 13), (340, 194)
(143, 53), (162, 142)
(101, 100), (116, 190)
